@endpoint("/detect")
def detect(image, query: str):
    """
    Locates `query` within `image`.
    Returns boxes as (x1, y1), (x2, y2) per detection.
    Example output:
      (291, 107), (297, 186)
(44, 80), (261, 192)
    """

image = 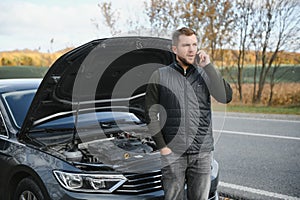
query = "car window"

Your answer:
(2, 90), (36, 128)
